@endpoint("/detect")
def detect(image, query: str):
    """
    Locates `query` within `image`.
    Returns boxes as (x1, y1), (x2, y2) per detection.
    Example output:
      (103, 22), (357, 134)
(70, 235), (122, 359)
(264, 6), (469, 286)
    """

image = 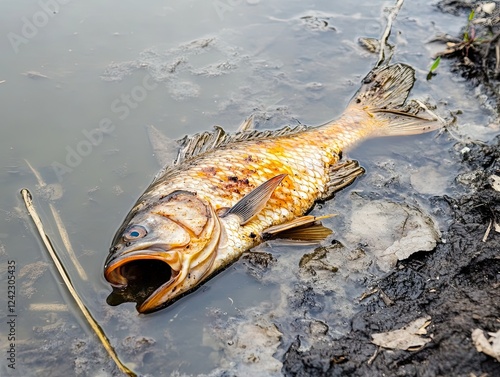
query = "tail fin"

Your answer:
(349, 63), (442, 136)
